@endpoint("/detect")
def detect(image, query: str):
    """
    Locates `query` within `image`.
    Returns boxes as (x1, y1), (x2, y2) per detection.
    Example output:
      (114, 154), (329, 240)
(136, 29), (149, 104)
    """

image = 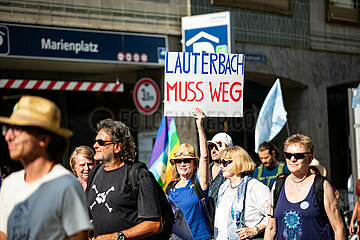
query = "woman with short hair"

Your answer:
(69, 145), (95, 190)
(265, 134), (345, 240)
(214, 145), (270, 240)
